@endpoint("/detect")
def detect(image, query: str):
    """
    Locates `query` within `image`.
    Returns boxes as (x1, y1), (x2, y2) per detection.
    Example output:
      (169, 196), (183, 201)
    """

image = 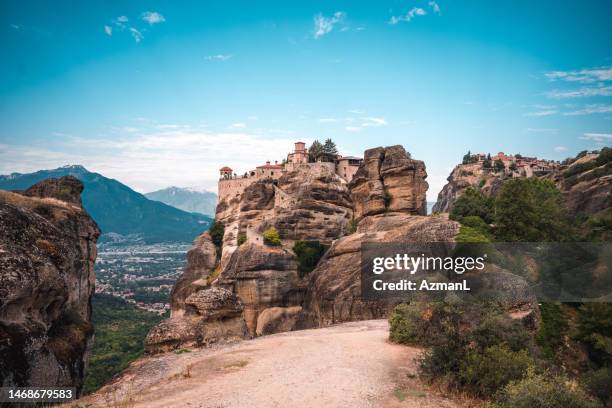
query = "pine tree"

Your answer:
(321, 138), (338, 162)
(308, 140), (324, 162)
